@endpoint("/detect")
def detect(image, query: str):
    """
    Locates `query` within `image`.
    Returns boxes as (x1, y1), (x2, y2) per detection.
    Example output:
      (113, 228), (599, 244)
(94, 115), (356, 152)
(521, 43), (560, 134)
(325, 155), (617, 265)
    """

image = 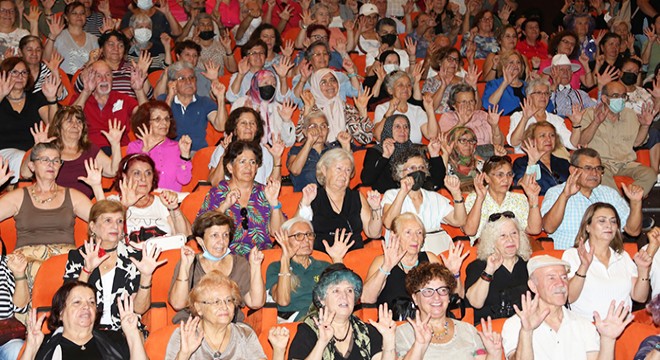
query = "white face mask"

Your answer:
(383, 64), (400, 74)
(136, 0), (153, 10)
(134, 28), (152, 43)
